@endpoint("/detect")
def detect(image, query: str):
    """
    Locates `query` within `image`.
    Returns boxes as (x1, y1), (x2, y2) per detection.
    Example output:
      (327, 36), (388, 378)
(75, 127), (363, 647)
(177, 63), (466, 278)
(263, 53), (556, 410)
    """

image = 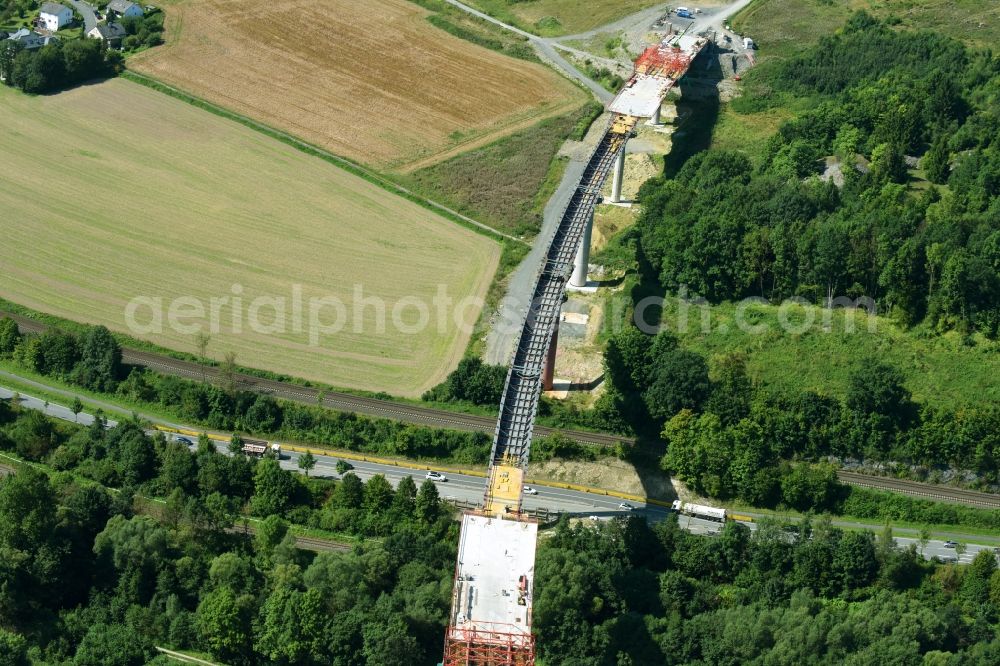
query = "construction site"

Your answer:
(441, 27), (708, 666)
